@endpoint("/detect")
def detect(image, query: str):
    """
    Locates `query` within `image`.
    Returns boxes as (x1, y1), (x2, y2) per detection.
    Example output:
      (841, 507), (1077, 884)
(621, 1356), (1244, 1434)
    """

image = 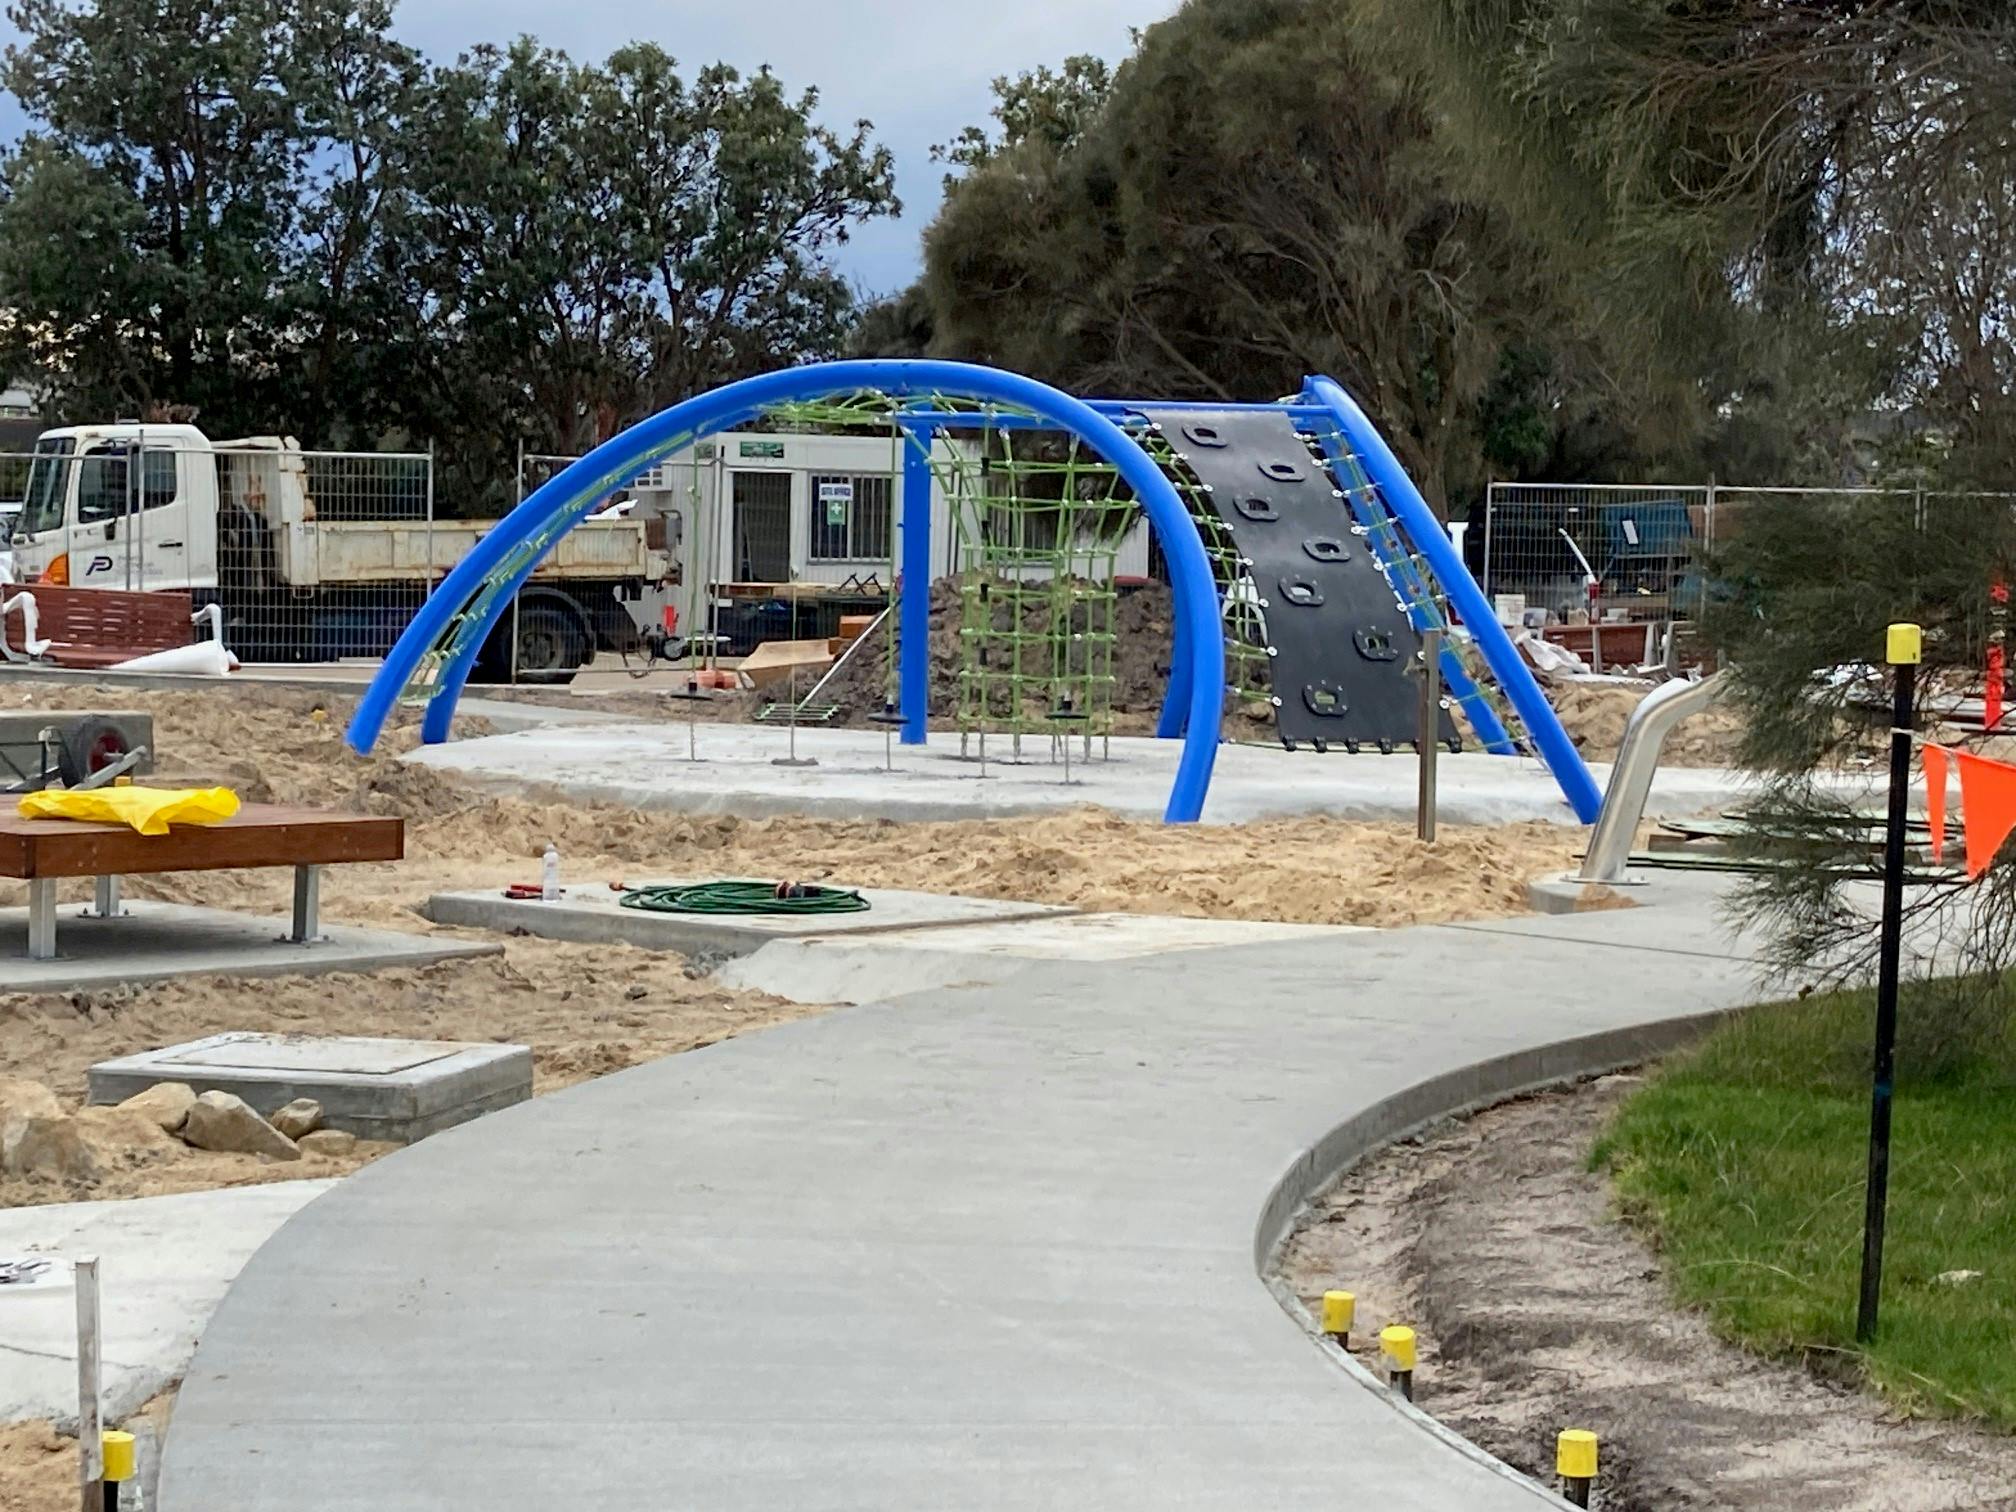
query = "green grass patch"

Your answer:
(1597, 979), (2016, 1425)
